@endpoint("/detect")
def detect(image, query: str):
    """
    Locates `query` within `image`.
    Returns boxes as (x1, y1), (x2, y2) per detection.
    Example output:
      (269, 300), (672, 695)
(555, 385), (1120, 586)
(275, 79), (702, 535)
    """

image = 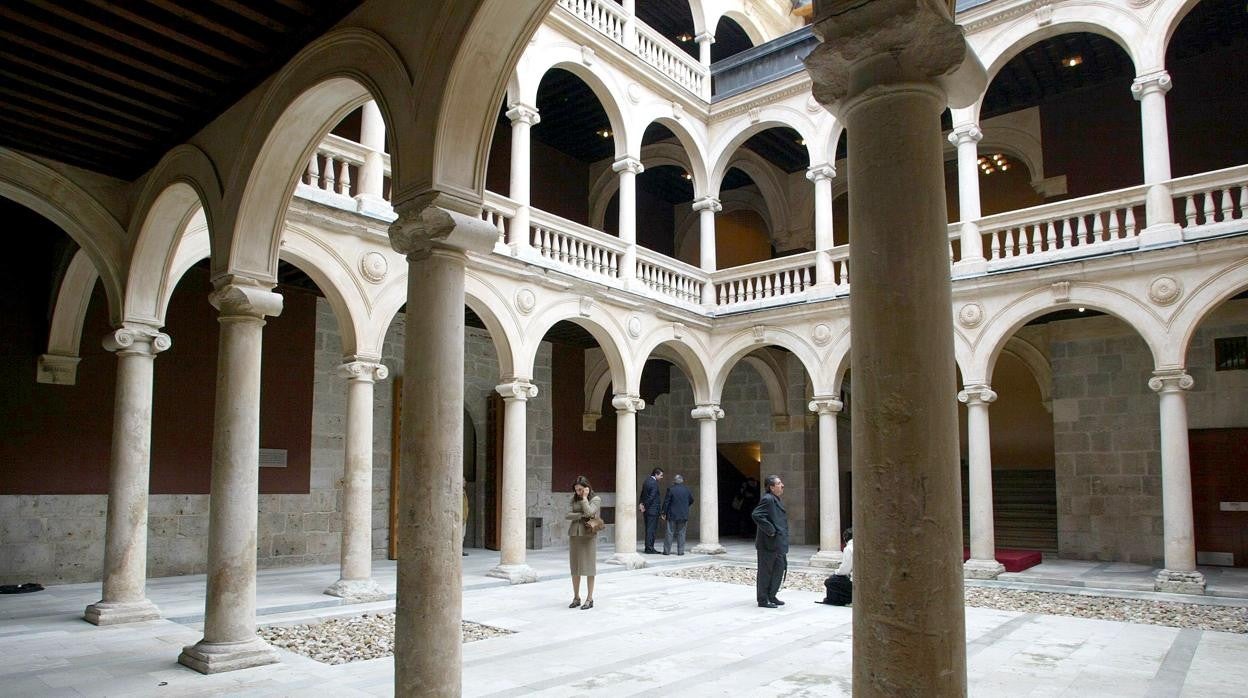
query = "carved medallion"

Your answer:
(514, 288), (536, 315)
(1148, 276), (1182, 306)
(627, 315), (642, 339)
(958, 302), (984, 329)
(627, 82), (641, 104)
(812, 323), (832, 346)
(359, 251), (388, 284)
